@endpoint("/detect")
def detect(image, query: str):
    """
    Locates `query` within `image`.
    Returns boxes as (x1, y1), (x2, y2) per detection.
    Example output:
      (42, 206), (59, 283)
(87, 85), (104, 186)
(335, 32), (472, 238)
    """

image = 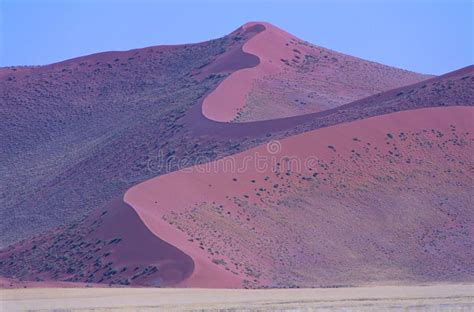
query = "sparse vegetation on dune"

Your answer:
(234, 33), (432, 122)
